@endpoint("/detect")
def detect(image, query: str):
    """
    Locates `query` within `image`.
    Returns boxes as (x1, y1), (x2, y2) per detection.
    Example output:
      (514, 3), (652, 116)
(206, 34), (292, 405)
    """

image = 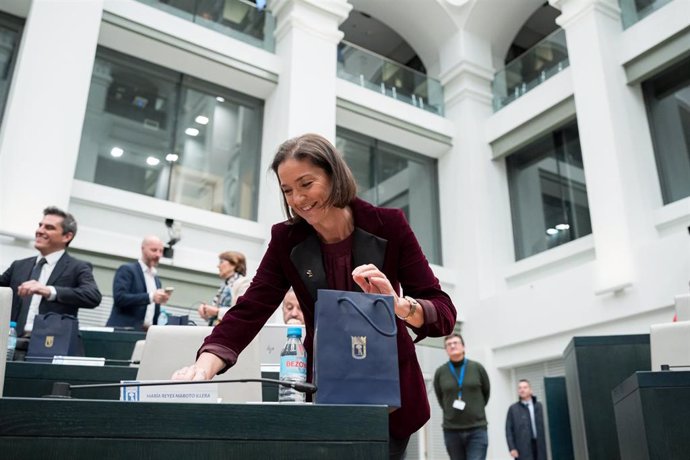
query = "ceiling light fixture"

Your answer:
(185, 127), (199, 136)
(110, 147), (124, 158)
(165, 153), (179, 162)
(195, 115), (209, 125)
(146, 156), (161, 166)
